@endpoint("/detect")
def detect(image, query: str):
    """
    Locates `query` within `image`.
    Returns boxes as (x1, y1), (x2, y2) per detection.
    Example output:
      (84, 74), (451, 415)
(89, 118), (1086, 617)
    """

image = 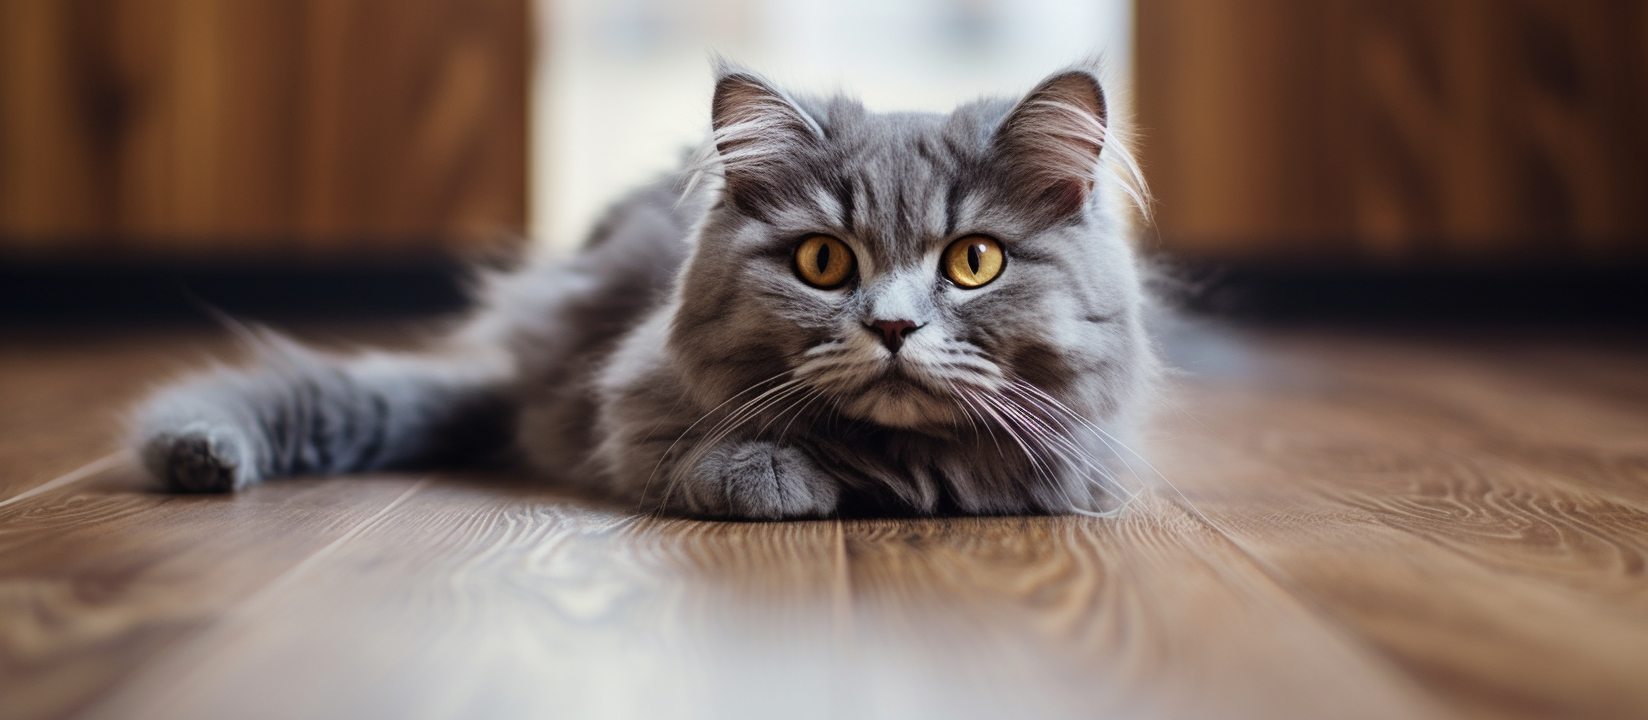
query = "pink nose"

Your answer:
(867, 319), (920, 353)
